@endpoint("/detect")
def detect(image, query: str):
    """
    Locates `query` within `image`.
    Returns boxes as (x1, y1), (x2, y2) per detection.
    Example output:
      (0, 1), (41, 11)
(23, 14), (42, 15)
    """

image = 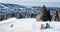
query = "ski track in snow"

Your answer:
(0, 18), (60, 32)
